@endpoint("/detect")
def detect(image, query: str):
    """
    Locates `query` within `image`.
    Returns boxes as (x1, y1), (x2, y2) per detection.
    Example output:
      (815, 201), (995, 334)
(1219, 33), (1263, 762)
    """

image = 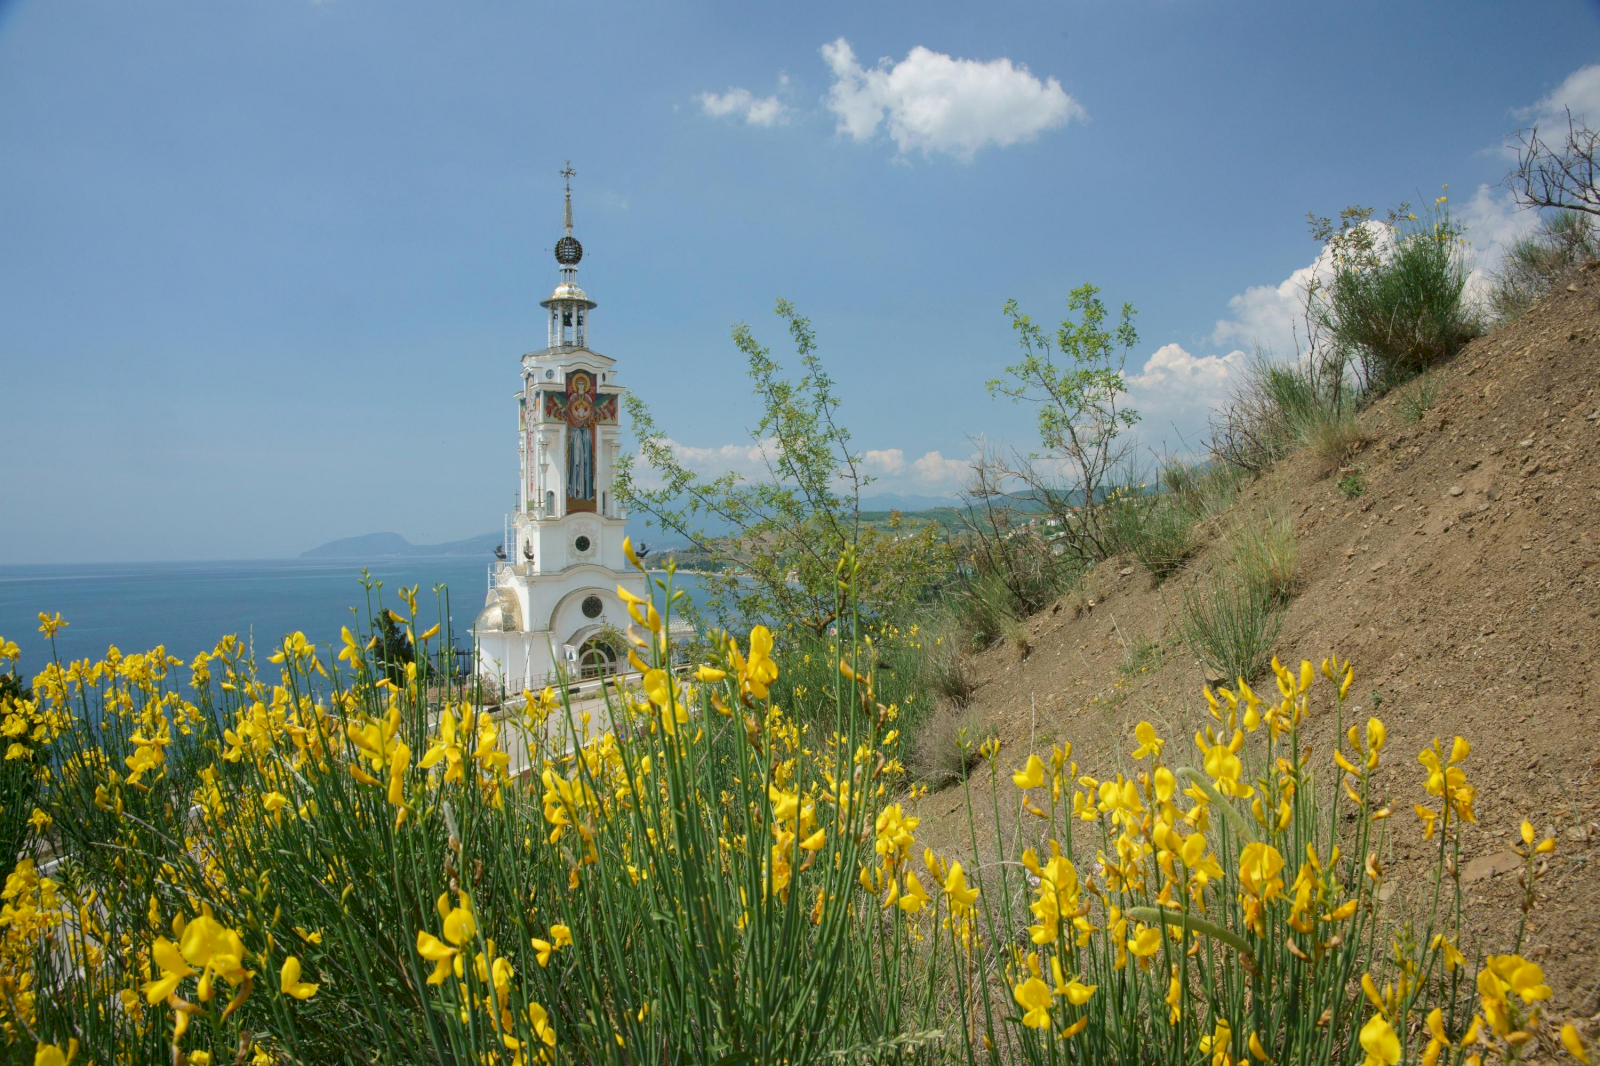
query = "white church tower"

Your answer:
(475, 165), (649, 689)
